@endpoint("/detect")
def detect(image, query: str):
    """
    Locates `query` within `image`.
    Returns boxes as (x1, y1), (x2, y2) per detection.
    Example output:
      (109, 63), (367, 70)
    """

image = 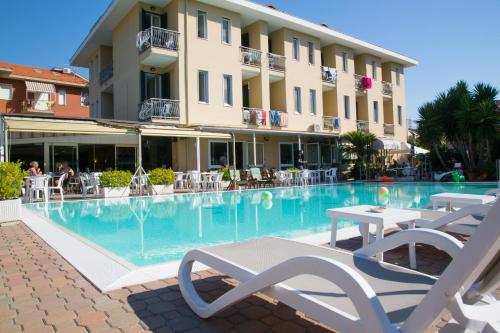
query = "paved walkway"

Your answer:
(0, 222), (456, 333)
